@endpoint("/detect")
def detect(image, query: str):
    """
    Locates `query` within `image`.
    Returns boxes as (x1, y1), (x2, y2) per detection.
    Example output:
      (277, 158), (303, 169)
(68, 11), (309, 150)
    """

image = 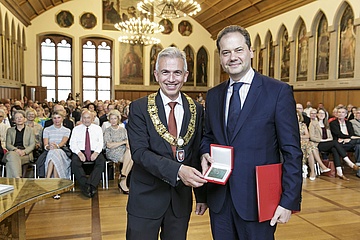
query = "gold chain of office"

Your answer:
(147, 92), (196, 148)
